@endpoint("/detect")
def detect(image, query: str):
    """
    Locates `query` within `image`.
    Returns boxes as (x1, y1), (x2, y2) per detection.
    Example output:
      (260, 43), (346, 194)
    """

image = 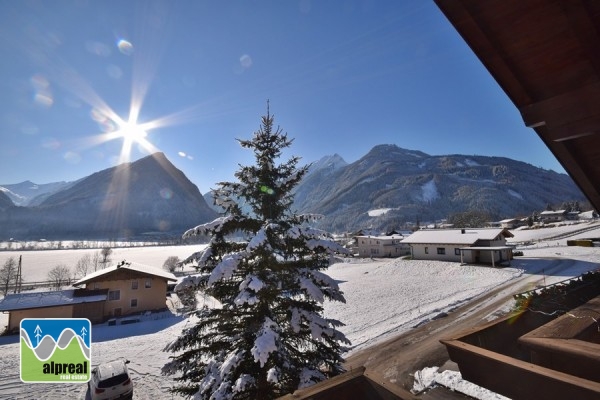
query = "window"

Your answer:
(145, 279), (152, 288)
(130, 299), (138, 307)
(108, 290), (120, 301)
(425, 247), (429, 254)
(455, 248), (461, 256)
(93, 282), (100, 290)
(437, 247), (445, 255)
(131, 280), (138, 290)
